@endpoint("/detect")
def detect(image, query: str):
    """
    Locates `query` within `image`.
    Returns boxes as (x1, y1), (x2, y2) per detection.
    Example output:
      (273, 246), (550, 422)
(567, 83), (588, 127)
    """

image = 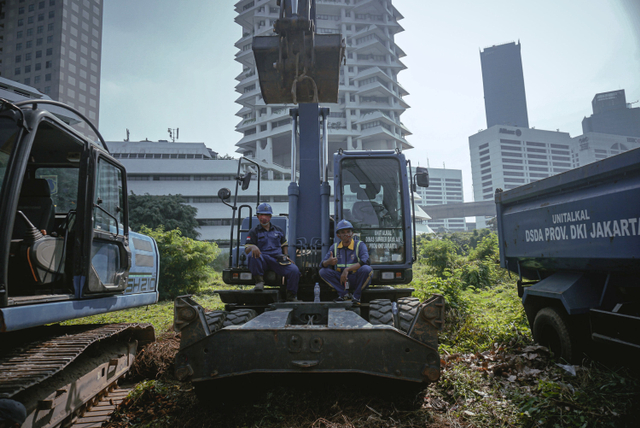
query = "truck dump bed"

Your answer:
(496, 147), (640, 279)
(496, 147), (640, 360)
